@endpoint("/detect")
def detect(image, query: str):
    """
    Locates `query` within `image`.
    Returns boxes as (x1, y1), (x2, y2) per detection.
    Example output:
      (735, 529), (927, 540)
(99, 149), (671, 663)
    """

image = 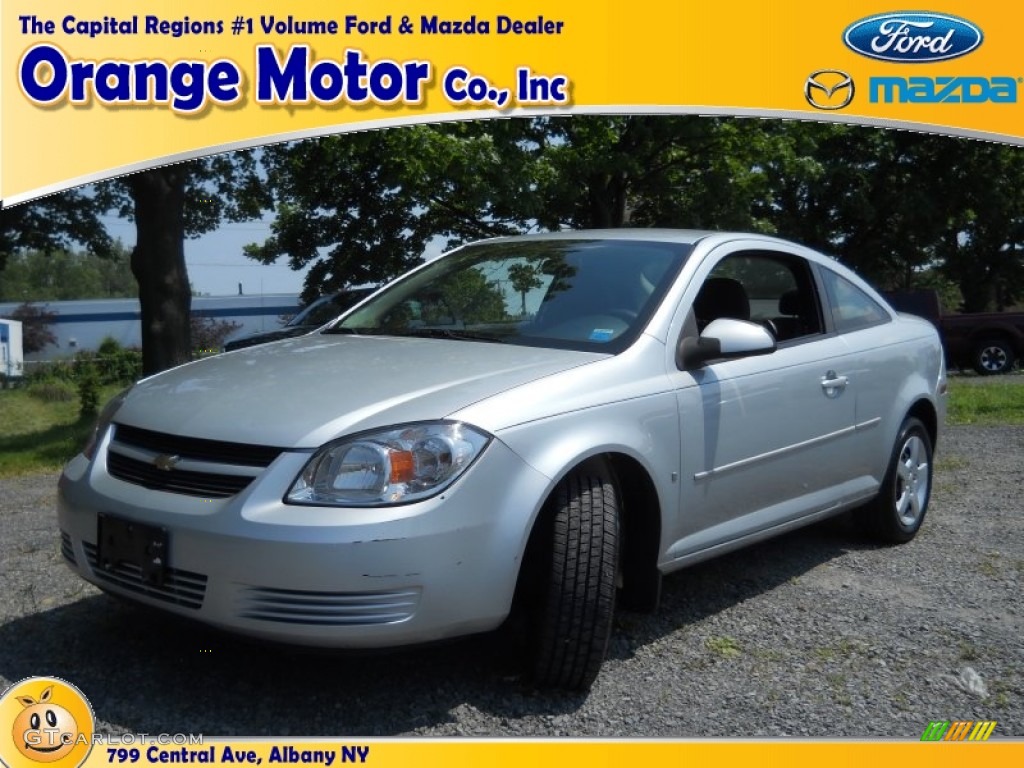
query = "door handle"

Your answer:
(821, 370), (848, 394)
